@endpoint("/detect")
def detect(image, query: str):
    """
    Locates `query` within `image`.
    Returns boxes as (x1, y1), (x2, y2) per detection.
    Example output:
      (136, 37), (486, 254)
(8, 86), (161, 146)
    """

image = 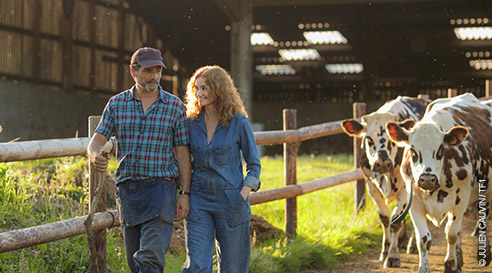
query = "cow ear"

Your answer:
(399, 119), (416, 130)
(444, 126), (468, 146)
(341, 119), (365, 137)
(386, 121), (409, 144)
